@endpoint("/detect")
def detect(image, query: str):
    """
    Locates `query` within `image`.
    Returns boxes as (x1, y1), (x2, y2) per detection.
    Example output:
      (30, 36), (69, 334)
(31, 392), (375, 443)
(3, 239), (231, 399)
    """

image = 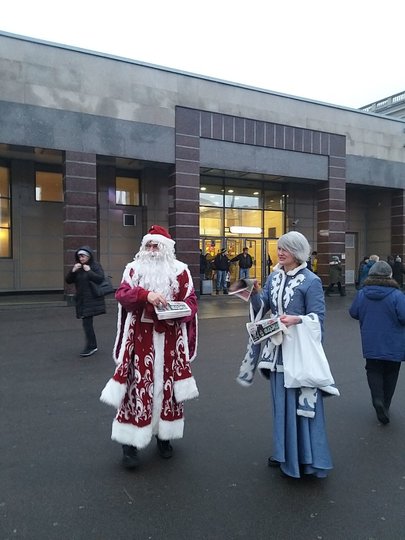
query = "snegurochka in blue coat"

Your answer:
(349, 260), (405, 425)
(243, 231), (339, 479)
